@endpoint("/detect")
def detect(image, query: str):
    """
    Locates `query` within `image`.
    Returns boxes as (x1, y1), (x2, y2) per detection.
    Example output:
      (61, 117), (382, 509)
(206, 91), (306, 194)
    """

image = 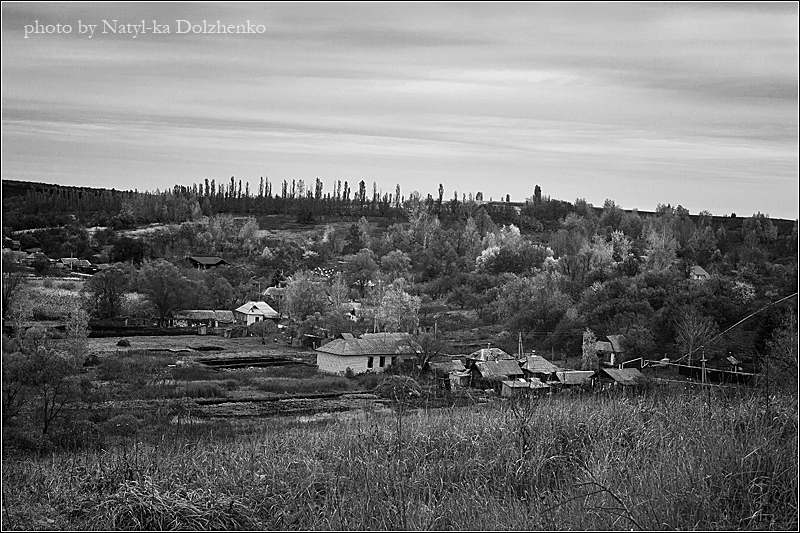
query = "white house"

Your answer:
(690, 265), (710, 280)
(316, 332), (421, 375)
(233, 301), (279, 325)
